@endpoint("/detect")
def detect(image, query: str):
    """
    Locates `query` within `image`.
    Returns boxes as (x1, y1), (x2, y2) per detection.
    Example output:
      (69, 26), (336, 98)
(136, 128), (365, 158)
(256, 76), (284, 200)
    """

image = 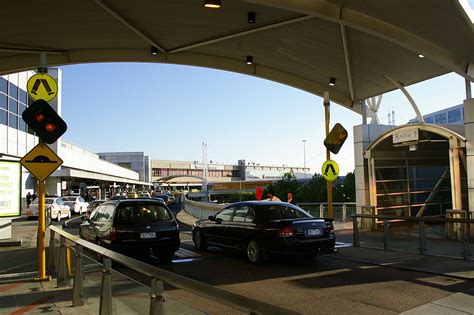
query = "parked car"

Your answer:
(26, 197), (71, 222)
(153, 194), (171, 205)
(192, 201), (335, 263)
(61, 196), (89, 215)
(79, 199), (180, 262)
(86, 199), (107, 216)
